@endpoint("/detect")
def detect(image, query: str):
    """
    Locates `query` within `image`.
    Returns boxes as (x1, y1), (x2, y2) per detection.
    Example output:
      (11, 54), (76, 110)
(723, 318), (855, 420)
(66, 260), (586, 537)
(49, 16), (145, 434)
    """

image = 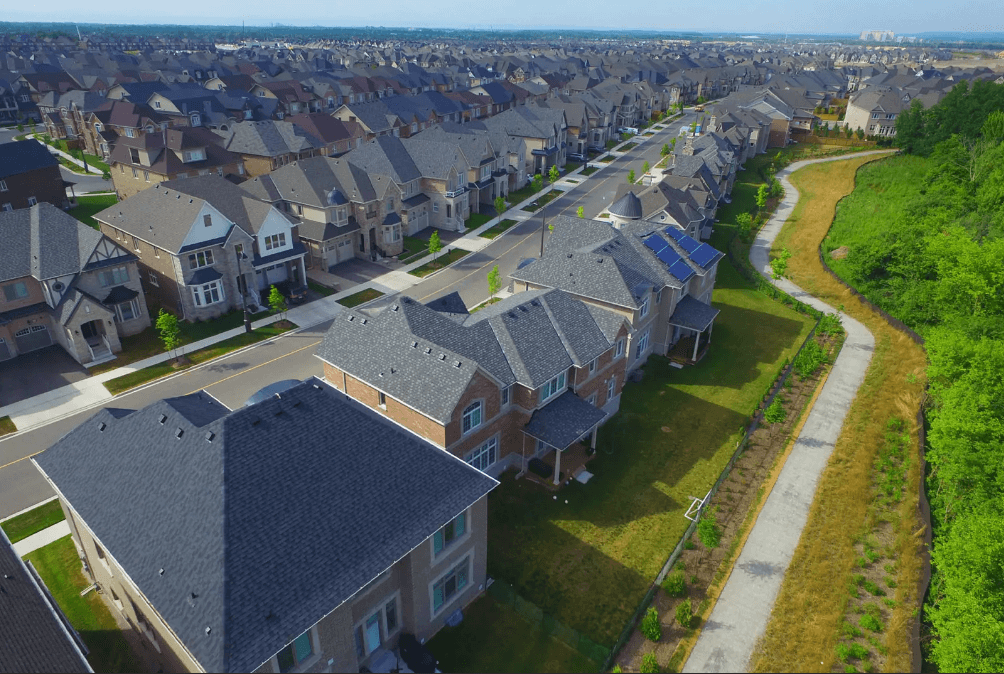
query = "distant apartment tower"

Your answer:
(859, 30), (895, 42)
